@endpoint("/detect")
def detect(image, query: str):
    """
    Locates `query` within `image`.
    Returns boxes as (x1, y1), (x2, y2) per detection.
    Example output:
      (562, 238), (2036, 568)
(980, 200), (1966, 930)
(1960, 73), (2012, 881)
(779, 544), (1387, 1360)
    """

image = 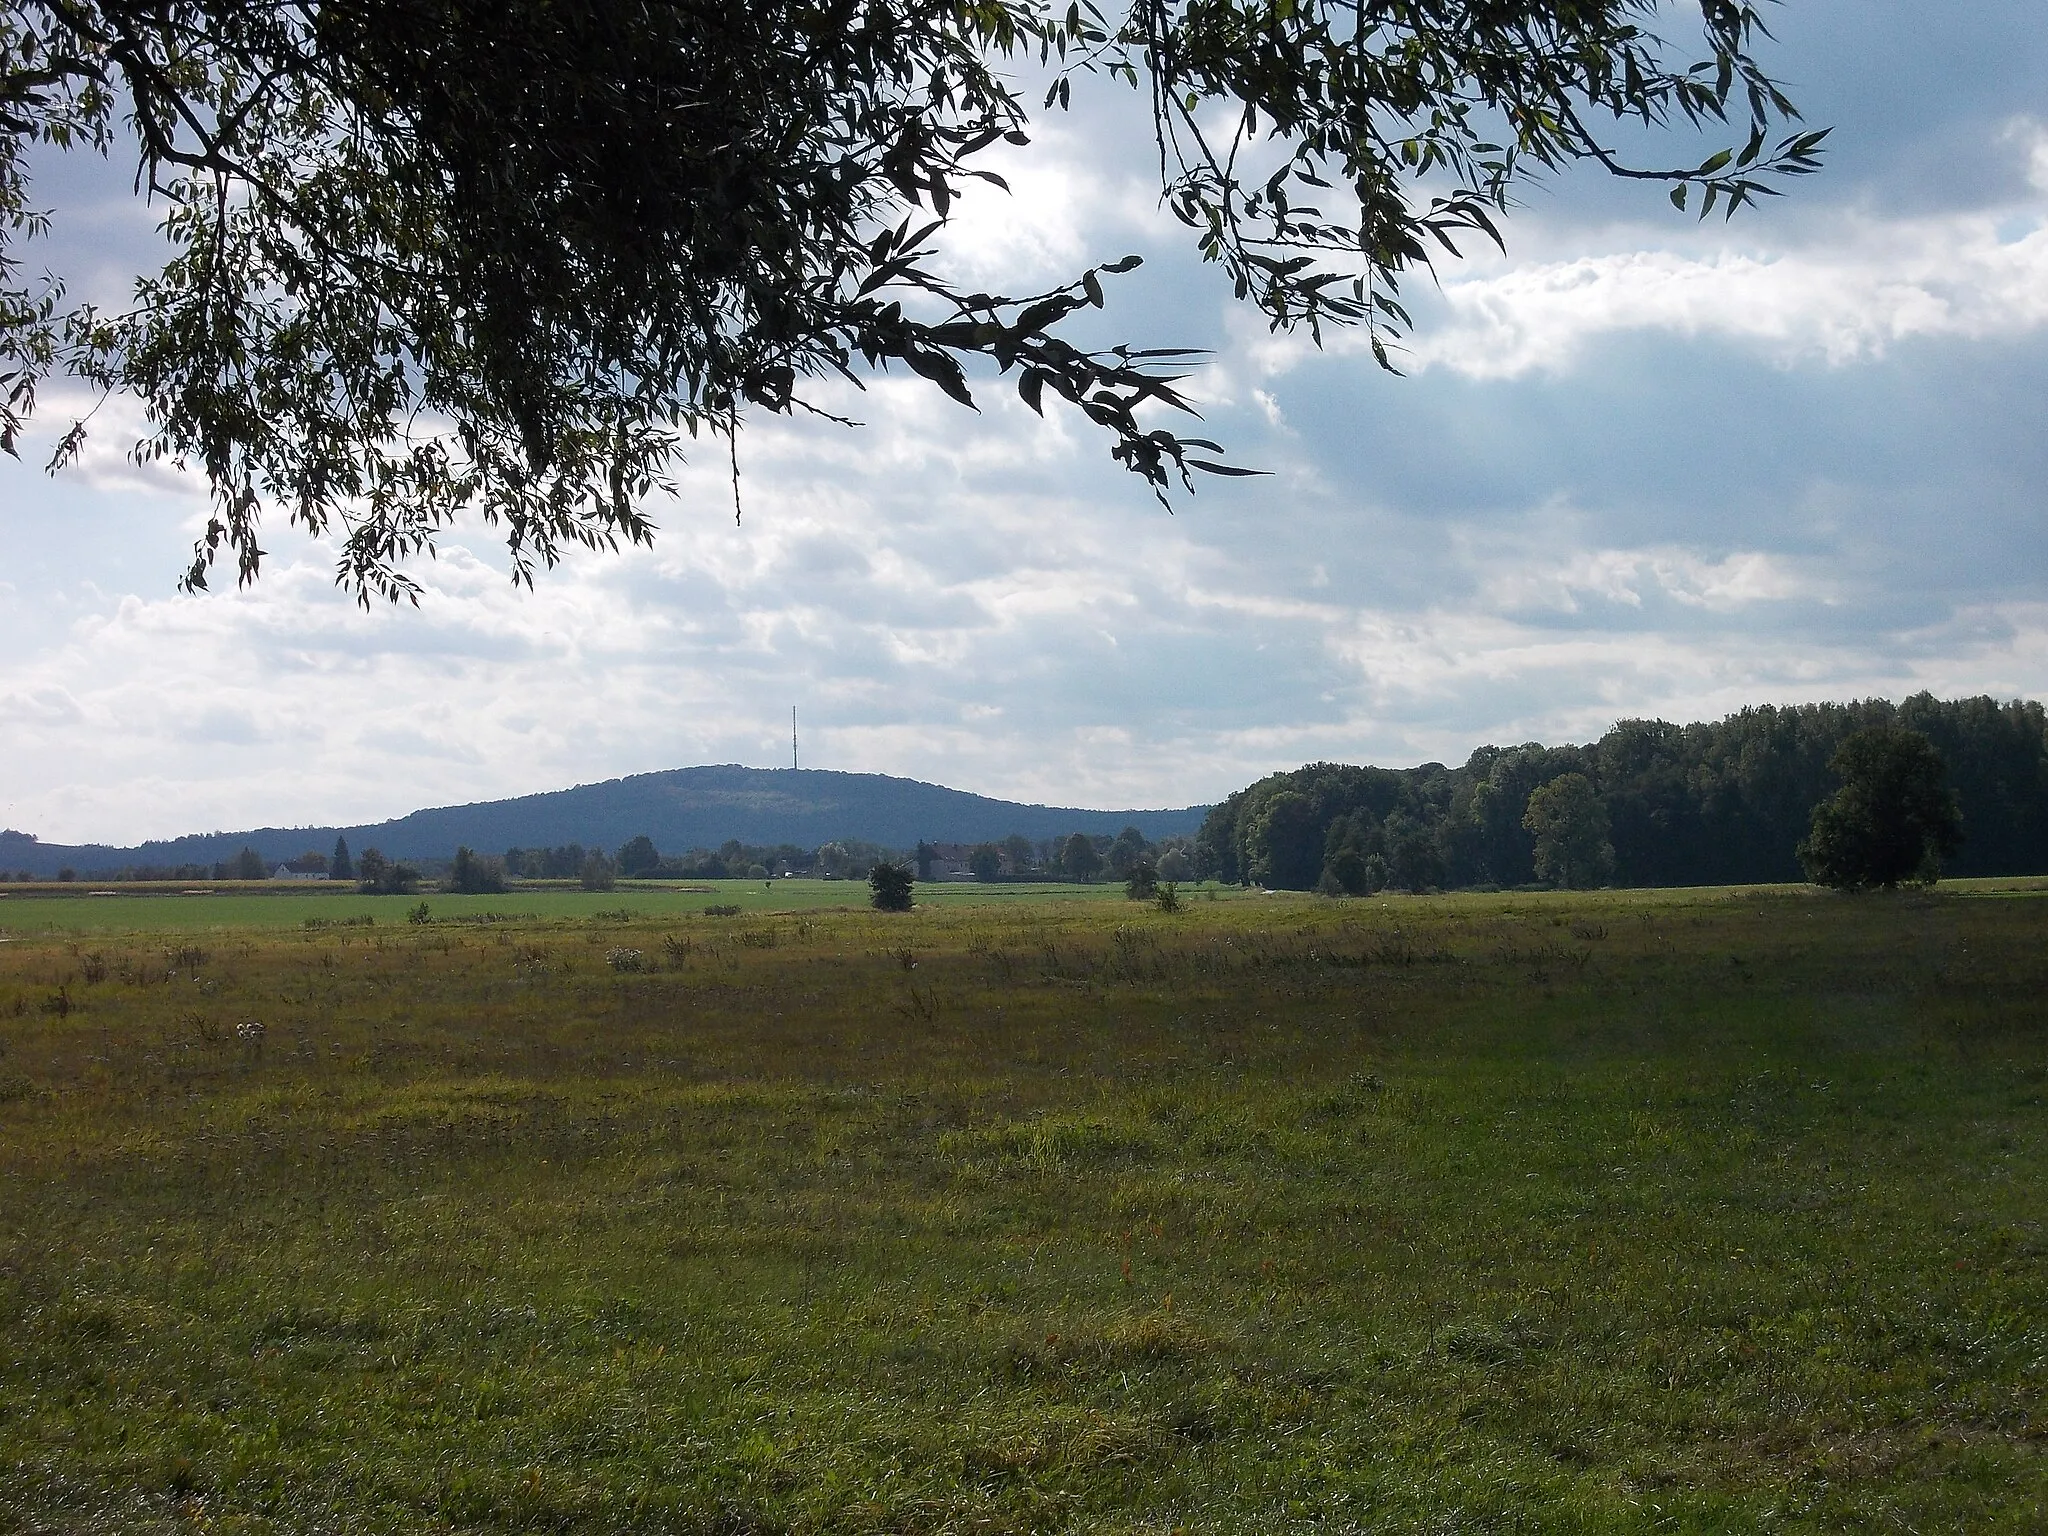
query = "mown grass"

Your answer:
(0, 886), (2042, 1532)
(0, 877), (1239, 934)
